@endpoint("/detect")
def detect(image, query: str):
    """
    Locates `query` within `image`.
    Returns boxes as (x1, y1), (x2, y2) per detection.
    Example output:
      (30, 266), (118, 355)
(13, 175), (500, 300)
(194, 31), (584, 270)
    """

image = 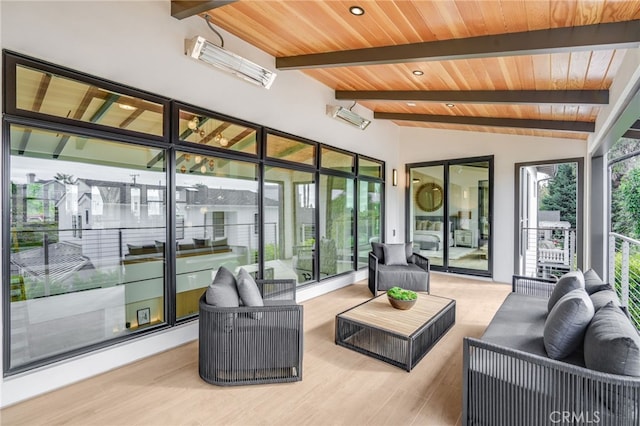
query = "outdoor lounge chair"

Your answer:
(199, 275), (303, 386)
